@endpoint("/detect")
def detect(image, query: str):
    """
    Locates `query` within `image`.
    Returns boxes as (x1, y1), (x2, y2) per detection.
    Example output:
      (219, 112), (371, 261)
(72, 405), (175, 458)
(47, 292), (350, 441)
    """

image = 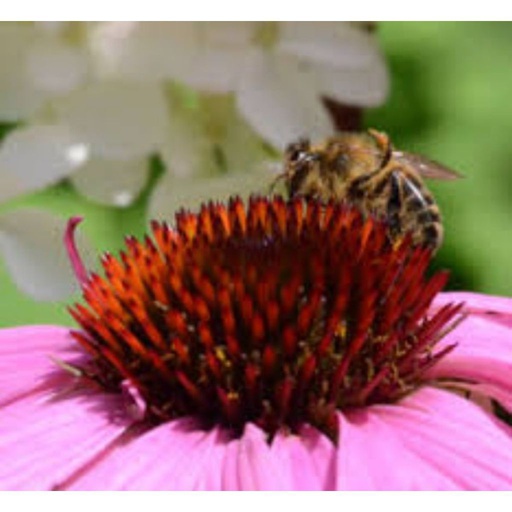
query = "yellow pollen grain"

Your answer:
(215, 346), (232, 368)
